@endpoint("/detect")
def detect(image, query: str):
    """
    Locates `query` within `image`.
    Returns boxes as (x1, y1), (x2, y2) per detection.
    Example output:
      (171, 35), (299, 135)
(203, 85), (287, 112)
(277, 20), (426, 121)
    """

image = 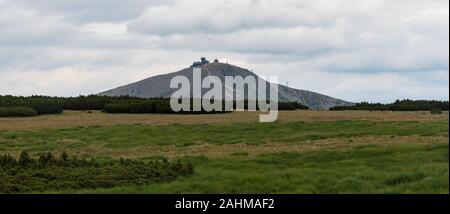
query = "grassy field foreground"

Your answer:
(0, 111), (448, 193)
